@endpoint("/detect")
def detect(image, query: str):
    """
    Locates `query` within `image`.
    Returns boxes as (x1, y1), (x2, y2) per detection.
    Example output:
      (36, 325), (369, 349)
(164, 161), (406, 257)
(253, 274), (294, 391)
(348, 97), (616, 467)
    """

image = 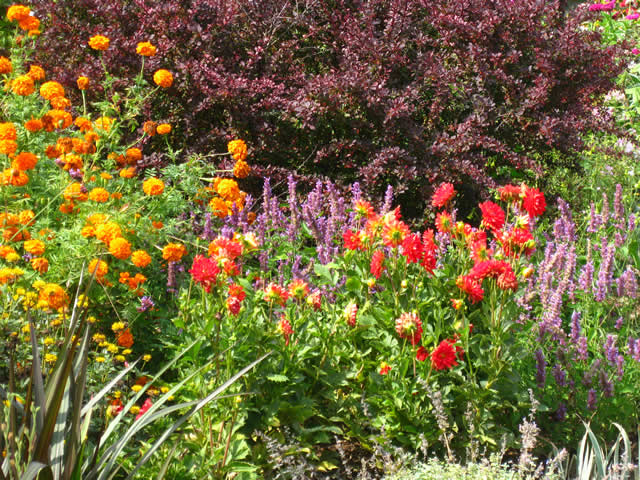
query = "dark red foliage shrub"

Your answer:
(31, 0), (625, 213)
